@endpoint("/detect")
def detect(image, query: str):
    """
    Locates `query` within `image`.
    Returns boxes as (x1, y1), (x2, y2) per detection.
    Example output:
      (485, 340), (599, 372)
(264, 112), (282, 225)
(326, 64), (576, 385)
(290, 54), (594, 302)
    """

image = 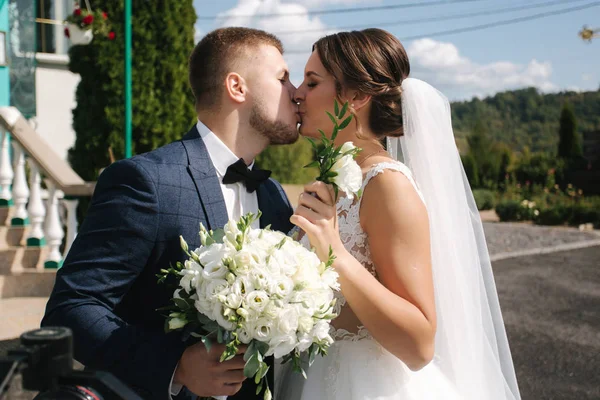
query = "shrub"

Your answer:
(473, 189), (496, 210)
